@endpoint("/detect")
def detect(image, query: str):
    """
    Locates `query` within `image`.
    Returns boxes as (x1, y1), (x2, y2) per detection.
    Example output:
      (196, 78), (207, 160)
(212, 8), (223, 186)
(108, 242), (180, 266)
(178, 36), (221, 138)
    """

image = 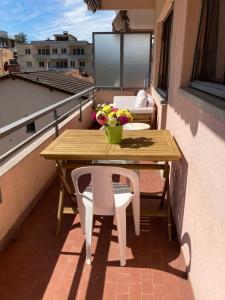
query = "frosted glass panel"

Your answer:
(123, 34), (150, 87)
(94, 34), (120, 87)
